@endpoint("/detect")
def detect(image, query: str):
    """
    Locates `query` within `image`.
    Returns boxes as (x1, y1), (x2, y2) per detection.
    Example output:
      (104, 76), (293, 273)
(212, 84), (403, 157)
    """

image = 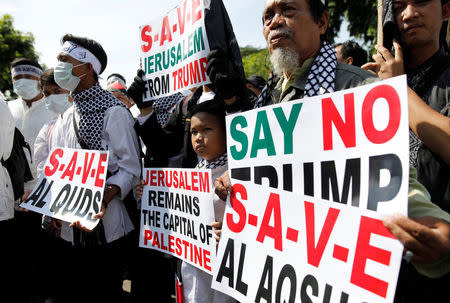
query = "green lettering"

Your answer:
(155, 53), (162, 72)
(162, 49), (170, 69)
(170, 46), (177, 66)
(251, 111), (276, 158)
(176, 43), (182, 64)
(273, 103), (303, 155)
(230, 116), (248, 161)
(188, 33), (194, 57)
(193, 27), (205, 53)
(147, 55), (154, 74)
